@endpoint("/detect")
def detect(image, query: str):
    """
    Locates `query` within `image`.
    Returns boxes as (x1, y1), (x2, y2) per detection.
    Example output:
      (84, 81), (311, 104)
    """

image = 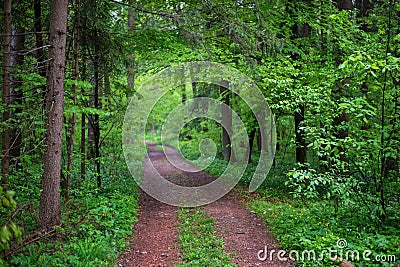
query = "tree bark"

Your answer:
(292, 0), (311, 166)
(87, 64), (98, 160)
(1, 0), (12, 186)
(33, 0), (47, 101)
(354, 0), (370, 16)
(333, 111), (349, 166)
(39, 0), (68, 230)
(295, 105), (307, 164)
(246, 128), (256, 163)
(94, 72), (101, 188)
(337, 0), (354, 11)
(334, 0), (354, 169)
(88, 56), (102, 188)
(80, 55), (87, 180)
(88, 70), (96, 160)
(220, 81), (236, 162)
(182, 85), (186, 104)
(9, 26), (26, 167)
(104, 74), (111, 106)
(65, 0), (80, 199)
(81, 113), (86, 180)
(256, 127), (262, 151)
(127, 7), (136, 96)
